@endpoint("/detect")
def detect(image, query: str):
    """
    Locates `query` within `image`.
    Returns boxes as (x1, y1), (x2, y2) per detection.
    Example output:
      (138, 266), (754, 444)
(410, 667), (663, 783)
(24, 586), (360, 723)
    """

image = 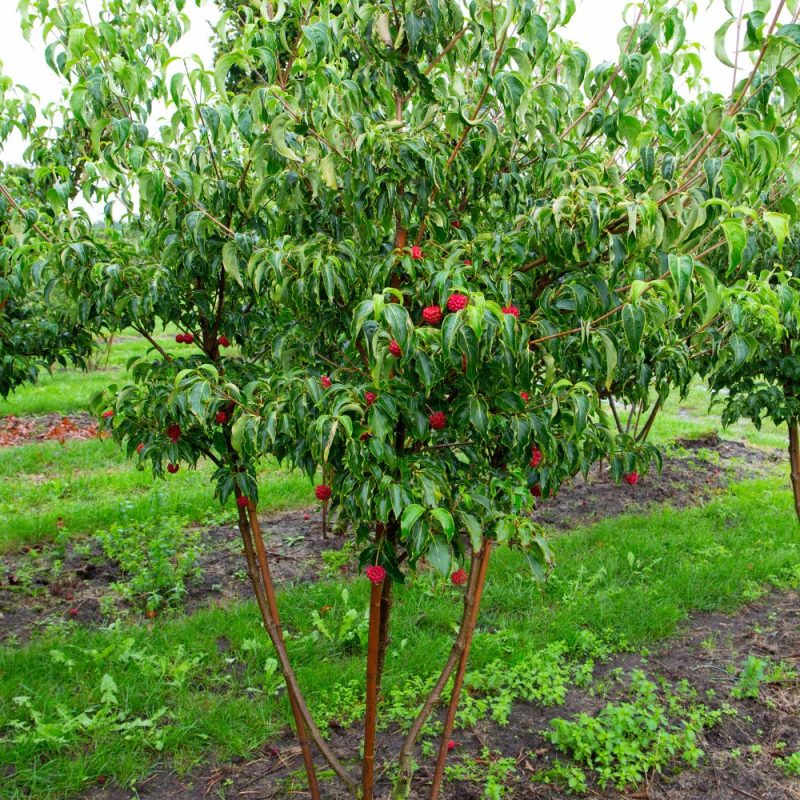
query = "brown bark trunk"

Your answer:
(375, 578), (393, 695)
(362, 579), (384, 800)
(393, 546), (486, 798)
(235, 496), (356, 793)
(428, 541), (493, 800)
(788, 420), (800, 522)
